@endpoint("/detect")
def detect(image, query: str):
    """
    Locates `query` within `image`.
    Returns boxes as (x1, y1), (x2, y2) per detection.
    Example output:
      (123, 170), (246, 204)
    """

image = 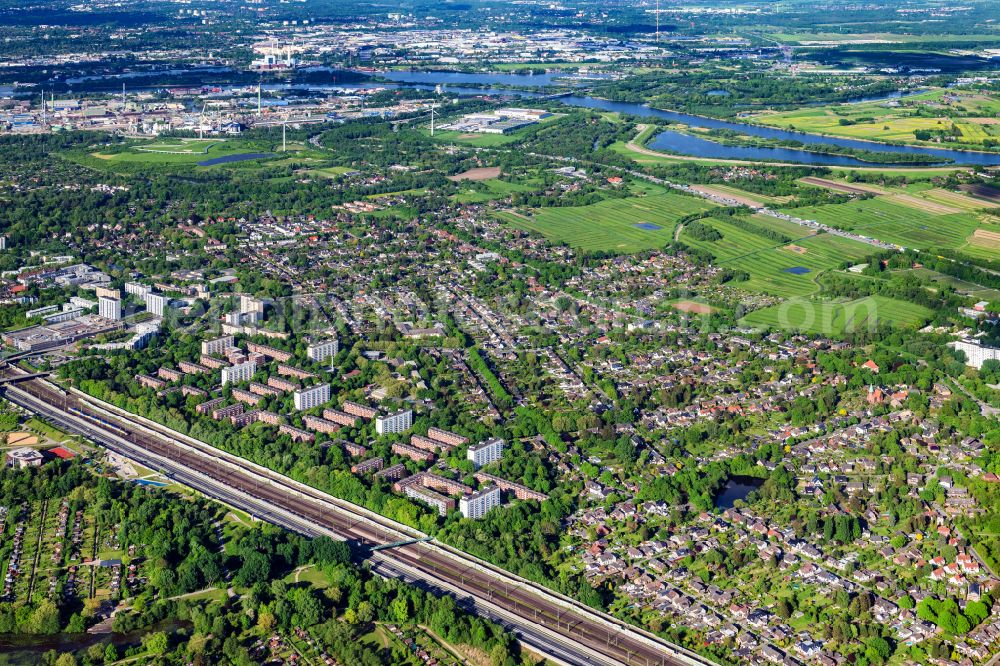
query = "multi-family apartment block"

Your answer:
(427, 427), (469, 447)
(125, 282), (151, 298)
(467, 437), (504, 469)
(343, 401), (377, 420)
(135, 374), (166, 390)
(201, 335), (235, 356)
(181, 386), (207, 398)
(212, 403), (244, 421)
(230, 410), (260, 428)
(157, 367), (183, 382)
(293, 383), (330, 411)
(267, 376), (298, 393)
(196, 397), (226, 415)
(278, 363), (317, 380)
(460, 486), (501, 519)
(221, 360), (256, 386)
(376, 409), (413, 435)
(404, 485), (454, 517)
(246, 342), (292, 363)
(256, 411), (283, 426)
(391, 442), (434, 463)
(249, 382), (283, 397)
(343, 442), (367, 457)
(98, 295), (121, 321)
(279, 424), (314, 443)
(178, 361), (211, 375)
(323, 408), (360, 427)
(410, 435), (451, 453)
(302, 414), (341, 434)
(307, 338), (339, 363)
(230, 388), (262, 406)
(374, 463), (407, 481)
(473, 471), (549, 501)
(145, 292), (168, 317)
(351, 457), (384, 475)
(200, 355), (227, 369)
